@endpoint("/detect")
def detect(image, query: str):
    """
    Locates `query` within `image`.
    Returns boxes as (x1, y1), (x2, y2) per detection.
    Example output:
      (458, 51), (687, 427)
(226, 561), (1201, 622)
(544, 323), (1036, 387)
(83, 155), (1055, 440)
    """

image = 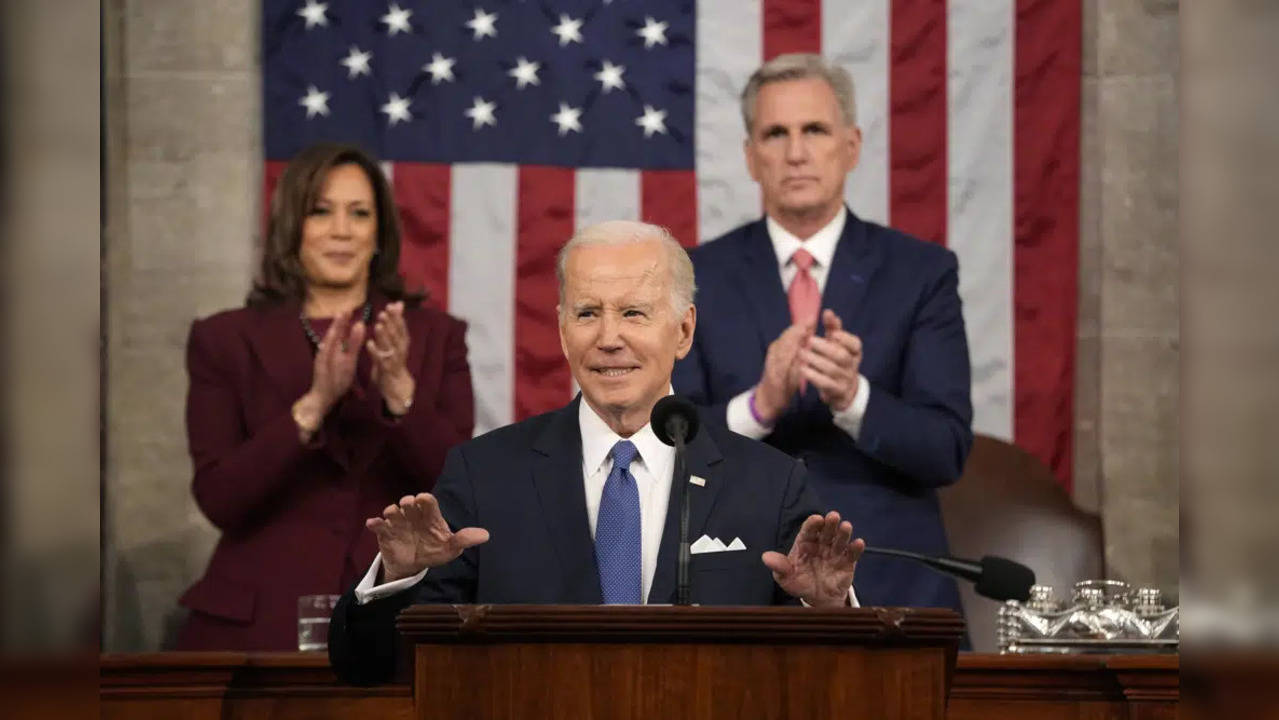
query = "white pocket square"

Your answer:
(690, 535), (747, 554)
